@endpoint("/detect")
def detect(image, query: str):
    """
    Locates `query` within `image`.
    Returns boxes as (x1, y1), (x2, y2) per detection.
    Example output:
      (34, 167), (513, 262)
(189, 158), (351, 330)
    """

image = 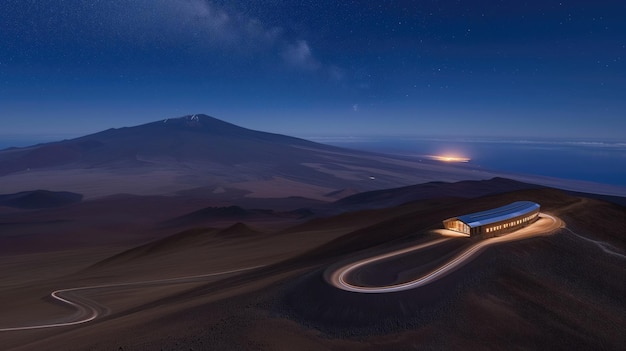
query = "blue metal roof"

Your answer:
(454, 201), (540, 228)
